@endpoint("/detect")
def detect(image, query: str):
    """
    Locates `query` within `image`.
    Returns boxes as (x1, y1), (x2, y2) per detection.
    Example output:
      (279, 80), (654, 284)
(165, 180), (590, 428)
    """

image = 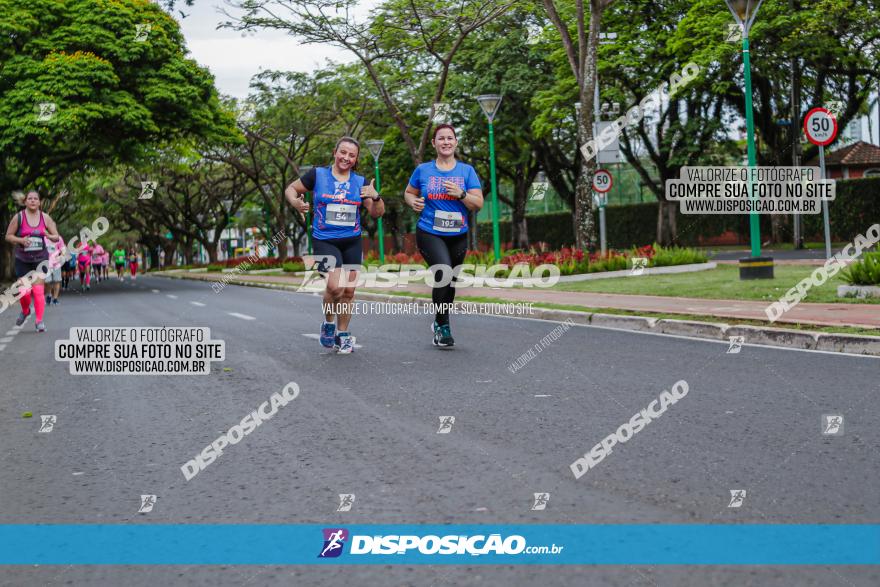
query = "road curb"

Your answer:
(155, 273), (880, 357)
(655, 318), (728, 339)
